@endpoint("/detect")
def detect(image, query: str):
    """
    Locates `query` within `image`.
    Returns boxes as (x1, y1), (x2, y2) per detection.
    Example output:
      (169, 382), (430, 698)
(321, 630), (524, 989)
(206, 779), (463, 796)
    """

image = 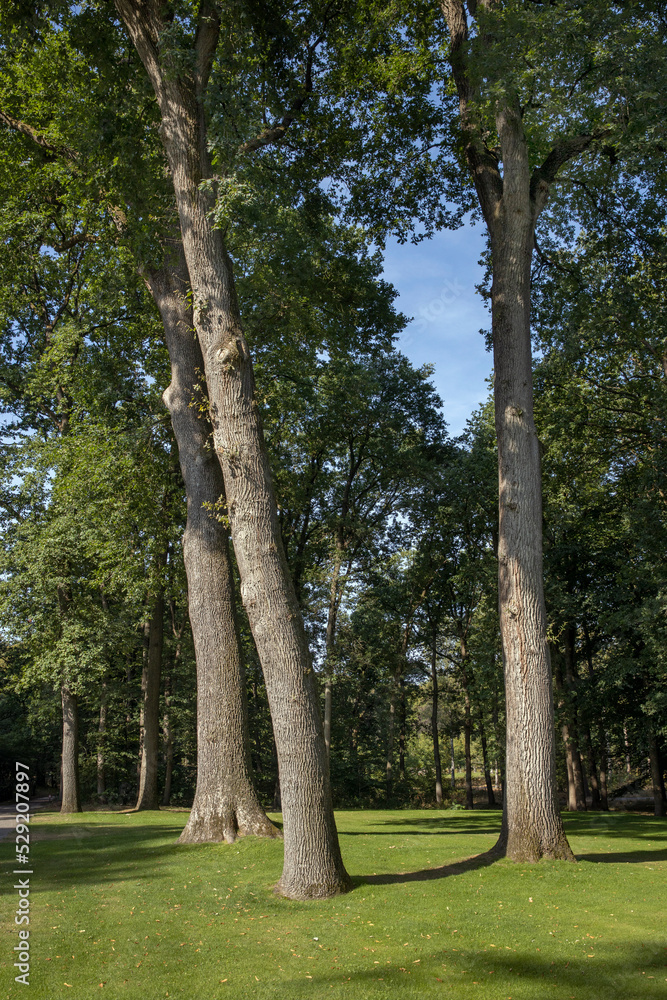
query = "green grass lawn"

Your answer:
(2, 807), (665, 999)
